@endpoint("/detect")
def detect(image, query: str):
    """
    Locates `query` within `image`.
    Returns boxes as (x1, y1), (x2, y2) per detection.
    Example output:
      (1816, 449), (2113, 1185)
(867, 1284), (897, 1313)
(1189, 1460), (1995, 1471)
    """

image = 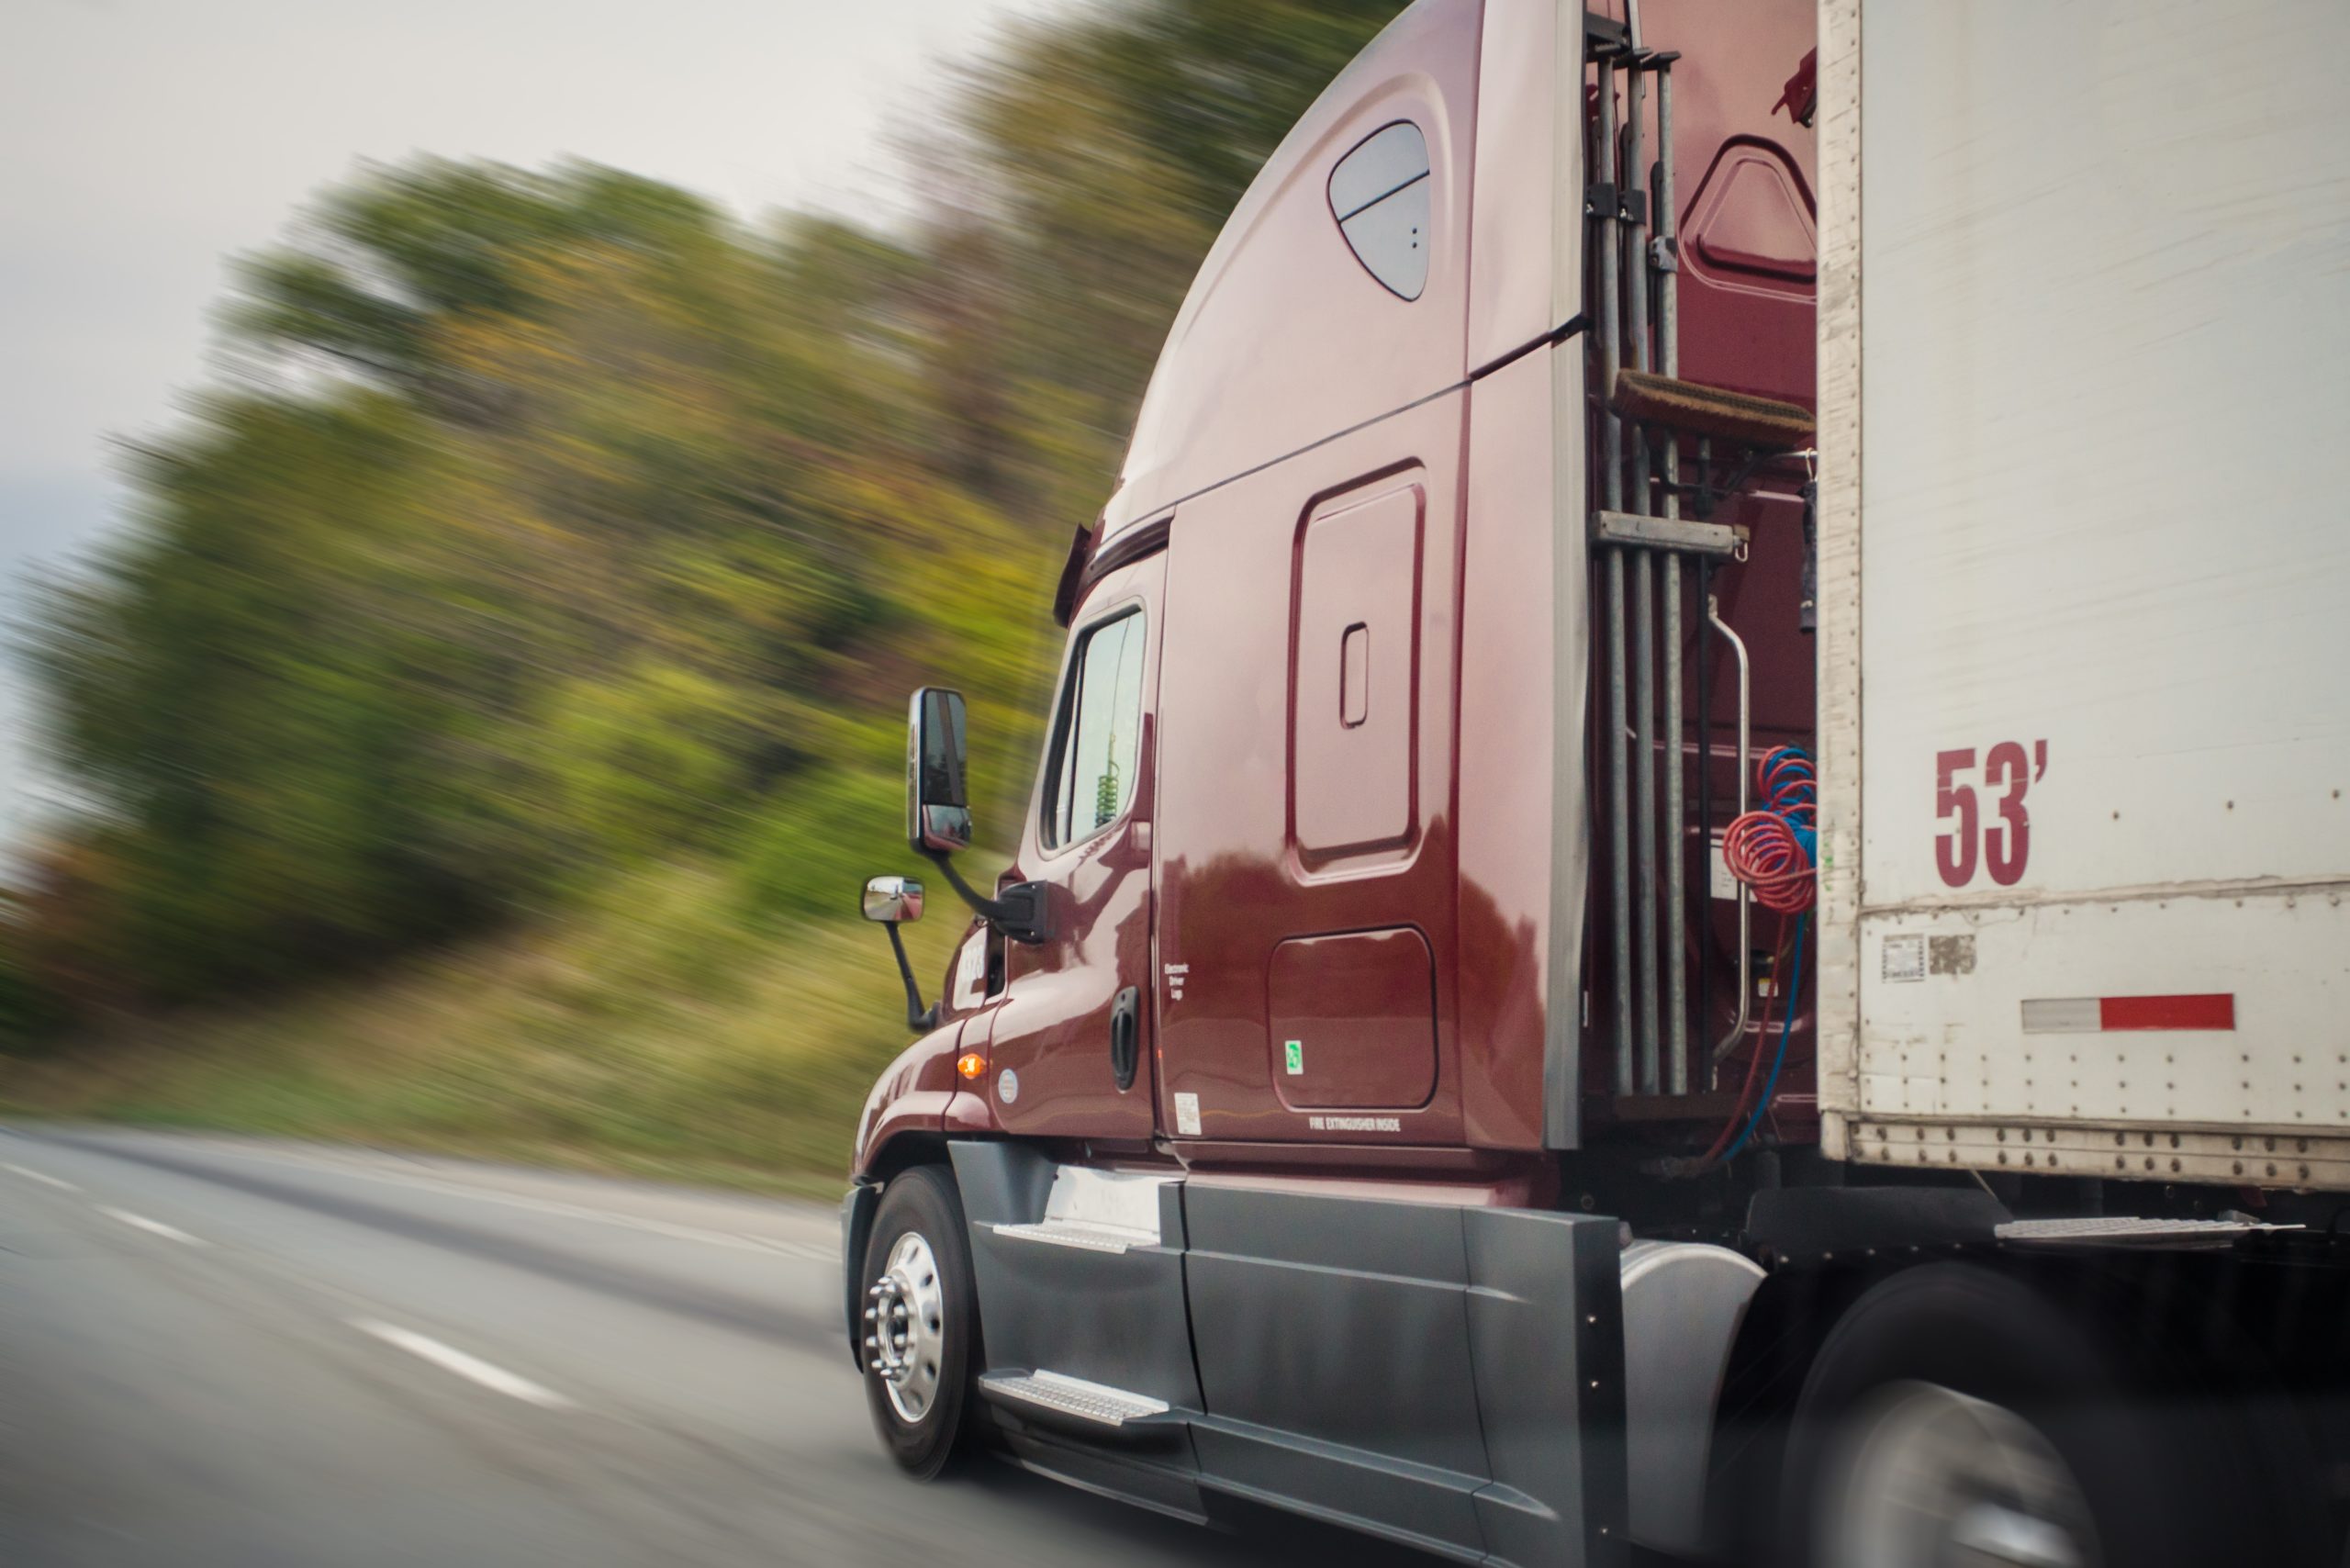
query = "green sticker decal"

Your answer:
(1284, 1039), (1304, 1075)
